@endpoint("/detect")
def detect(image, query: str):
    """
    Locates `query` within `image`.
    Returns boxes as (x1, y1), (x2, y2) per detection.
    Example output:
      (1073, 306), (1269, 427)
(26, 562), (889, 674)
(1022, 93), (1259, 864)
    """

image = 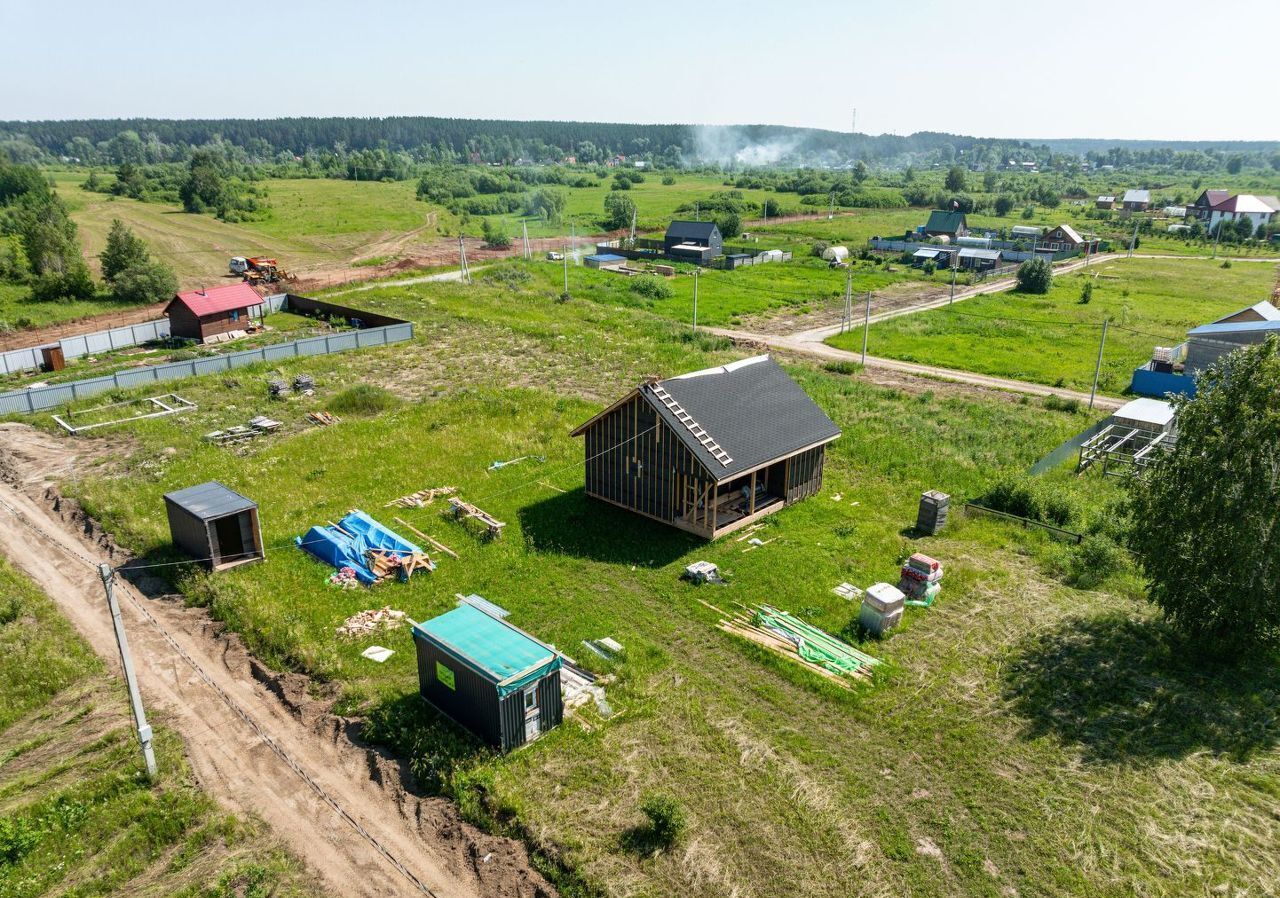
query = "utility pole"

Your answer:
(828, 191), (835, 220)
(1089, 319), (1110, 410)
(99, 564), (157, 780)
(458, 236), (470, 284)
(843, 265), (852, 333)
(692, 269), (699, 333)
(1211, 216), (1222, 259)
(950, 258), (957, 303)
(562, 246), (569, 295)
(522, 221), (530, 261)
(861, 291), (871, 365)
